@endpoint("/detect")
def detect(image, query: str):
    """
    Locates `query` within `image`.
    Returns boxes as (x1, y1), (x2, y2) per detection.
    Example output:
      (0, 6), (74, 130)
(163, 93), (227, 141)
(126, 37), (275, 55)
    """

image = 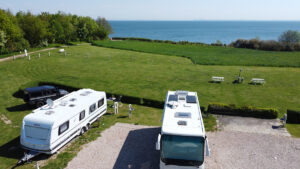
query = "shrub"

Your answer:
(207, 103), (278, 119)
(287, 109), (300, 123)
